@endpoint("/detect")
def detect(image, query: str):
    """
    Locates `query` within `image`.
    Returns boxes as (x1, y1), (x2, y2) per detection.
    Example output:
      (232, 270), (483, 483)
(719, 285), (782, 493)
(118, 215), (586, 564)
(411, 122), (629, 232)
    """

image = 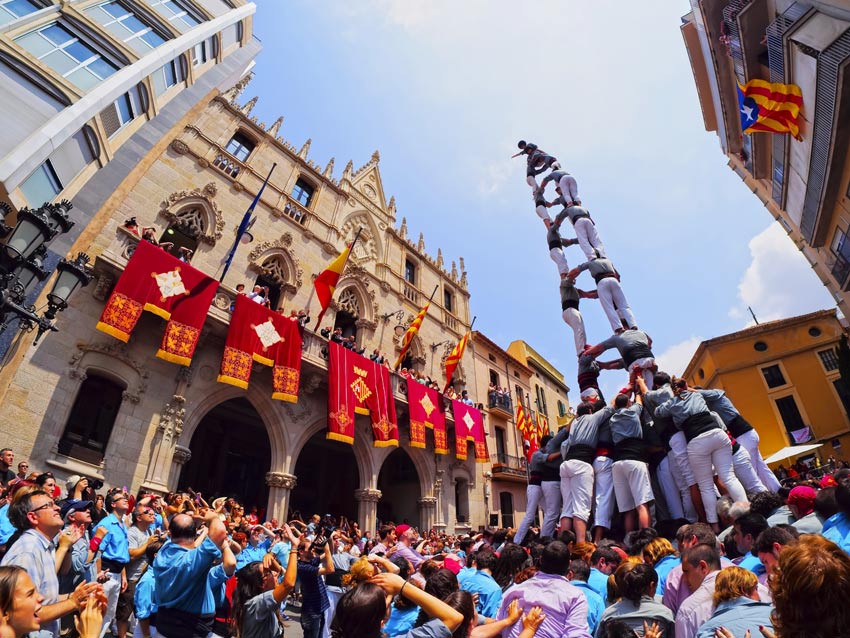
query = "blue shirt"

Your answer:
(384, 605), (420, 637)
(736, 552), (765, 576)
(695, 597), (774, 638)
(207, 563), (230, 609)
(236, 539), (271, 569)
(587, 568), (609, 603)
(0, 504), (15, 544)
(821, 512), (850, 550)
(98, 513), (130, 563)
(460, 570), (502, 618)
(570, 580), (604, 633)
(297, 557), (329, 615)
(134, 569), (158, 620)
(153, 536), (222, 614)
(654, 555), (681, 596)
